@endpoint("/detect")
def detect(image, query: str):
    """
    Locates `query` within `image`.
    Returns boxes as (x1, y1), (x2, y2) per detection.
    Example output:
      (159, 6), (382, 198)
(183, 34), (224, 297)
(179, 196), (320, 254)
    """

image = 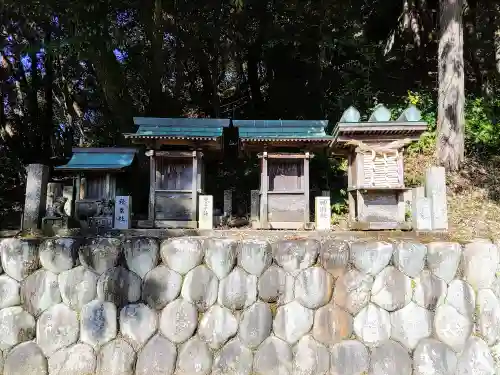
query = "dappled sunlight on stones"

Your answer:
(80, 300), (117, 349)
(427, 242), (462, 283)
(274, 300), (314, 345)
(181, 265), (218, 311)
(36, 303), (79, 356)
(390, 301), (432, 350)
(48, 343), (96, 375)
(205, 238), (237, 279)
(21, 269), (61, 317)
(393, 241), (427, 278)
(370, 266), (412, 311)
(353, 303), (391, 347)
(58, 266), (98, 311)
(413, 339), (457, 375)
(272, 239), (319, 276)
(123, 237), (159, 279)
(0, 238), (40, 281)
(333, 269), (373, 315)
(160, 237), (203, 275)
(198, 305), (238, 350)
(350, 241), (393, 276)
(159, 298), (198, 344)
(218, 267), (257, 310)
(237, 239), (272, 276)
(212, 339), (253, 375)
(0, 306), (36, 350)
(295, 267), (333, 309)
(79, 238), (121, 275)
(3, 342), (47, 375)
(96, 266), (141, 307)
(142, 265), (182, 310)
(119, 303), (158, 350)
